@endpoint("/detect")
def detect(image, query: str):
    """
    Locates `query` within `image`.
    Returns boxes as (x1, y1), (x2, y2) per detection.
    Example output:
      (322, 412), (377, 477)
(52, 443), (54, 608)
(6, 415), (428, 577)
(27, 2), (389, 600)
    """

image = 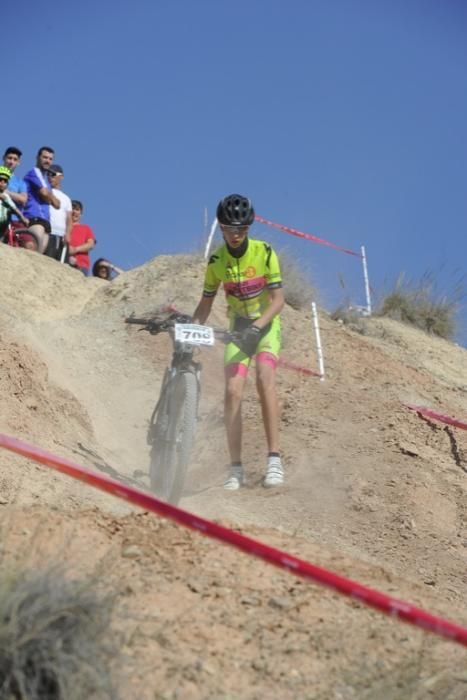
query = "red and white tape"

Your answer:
(0, 432), (466, 647)
(406, 405), (467, 431)
(278, 357), (322, 378)
(255, 214), (362, 258)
